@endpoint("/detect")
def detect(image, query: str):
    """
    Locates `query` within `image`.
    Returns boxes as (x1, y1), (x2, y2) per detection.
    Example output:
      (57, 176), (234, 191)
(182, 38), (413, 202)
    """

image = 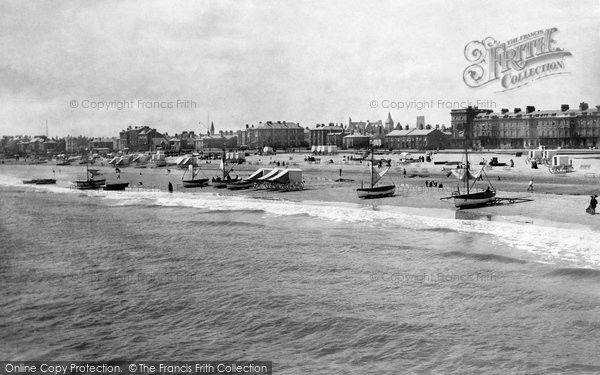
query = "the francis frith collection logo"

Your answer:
(463, 27), (572, 92)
